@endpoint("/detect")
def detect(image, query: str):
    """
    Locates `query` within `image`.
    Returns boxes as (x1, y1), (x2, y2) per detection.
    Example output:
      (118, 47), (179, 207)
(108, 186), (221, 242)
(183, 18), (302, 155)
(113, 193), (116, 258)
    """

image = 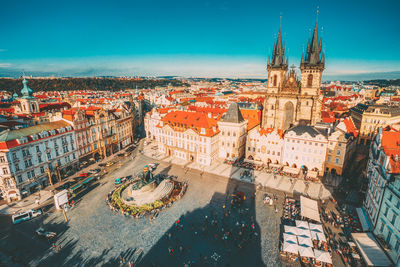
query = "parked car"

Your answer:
(98, 163), (106, 167)
(88, 168), (101, 174)
(126, 175), (133, 181)
(35, 227), (56, 239)
(124, 152), (131, 157)
(55, 181), (73, 191)
(79, 173), (89, 177)
(117, 153), (124, 157)
(115, 178), (122, 185)
(106, 161), (115, 167)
